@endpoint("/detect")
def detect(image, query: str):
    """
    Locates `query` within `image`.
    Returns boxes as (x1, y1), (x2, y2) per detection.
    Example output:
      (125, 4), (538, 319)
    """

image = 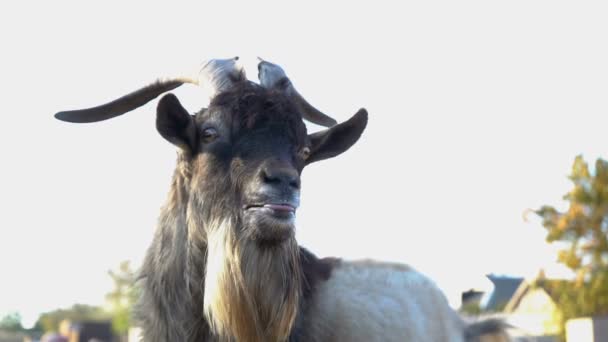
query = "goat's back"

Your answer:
(303, 260), (467, 342)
